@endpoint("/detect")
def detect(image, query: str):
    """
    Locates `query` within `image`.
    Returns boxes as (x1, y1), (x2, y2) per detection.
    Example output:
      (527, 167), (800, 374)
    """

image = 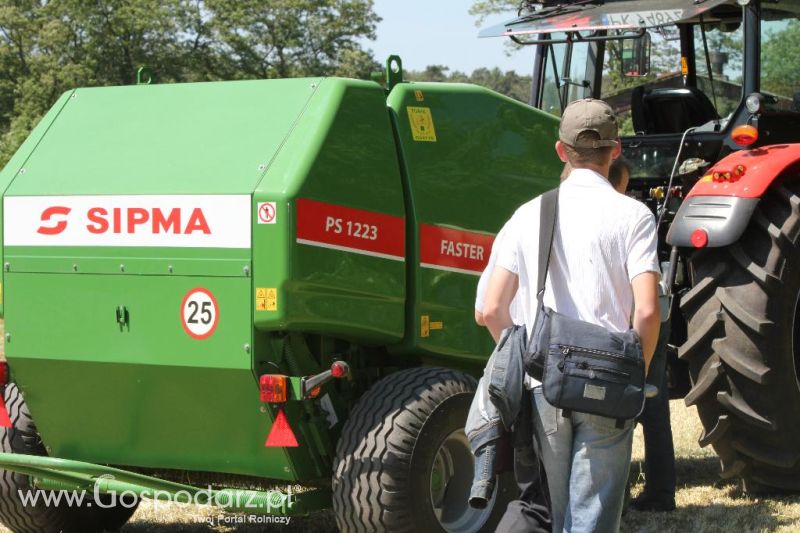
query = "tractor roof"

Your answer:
(479, 0), (733, 39)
